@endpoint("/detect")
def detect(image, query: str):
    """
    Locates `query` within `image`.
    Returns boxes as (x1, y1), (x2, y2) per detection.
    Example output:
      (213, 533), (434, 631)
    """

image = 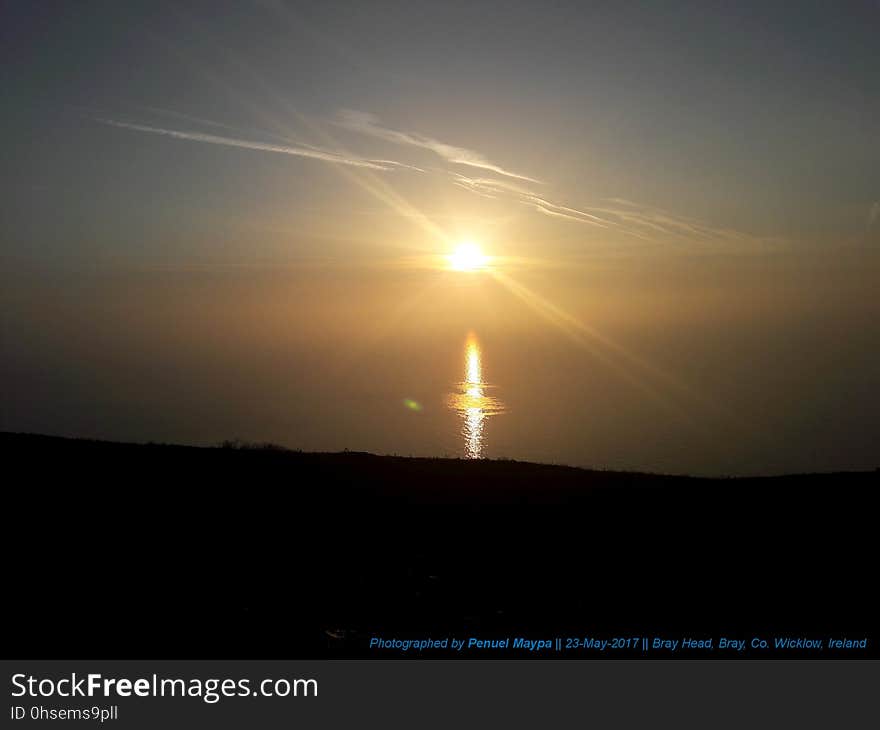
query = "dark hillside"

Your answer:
(2, 433), (875, 658)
